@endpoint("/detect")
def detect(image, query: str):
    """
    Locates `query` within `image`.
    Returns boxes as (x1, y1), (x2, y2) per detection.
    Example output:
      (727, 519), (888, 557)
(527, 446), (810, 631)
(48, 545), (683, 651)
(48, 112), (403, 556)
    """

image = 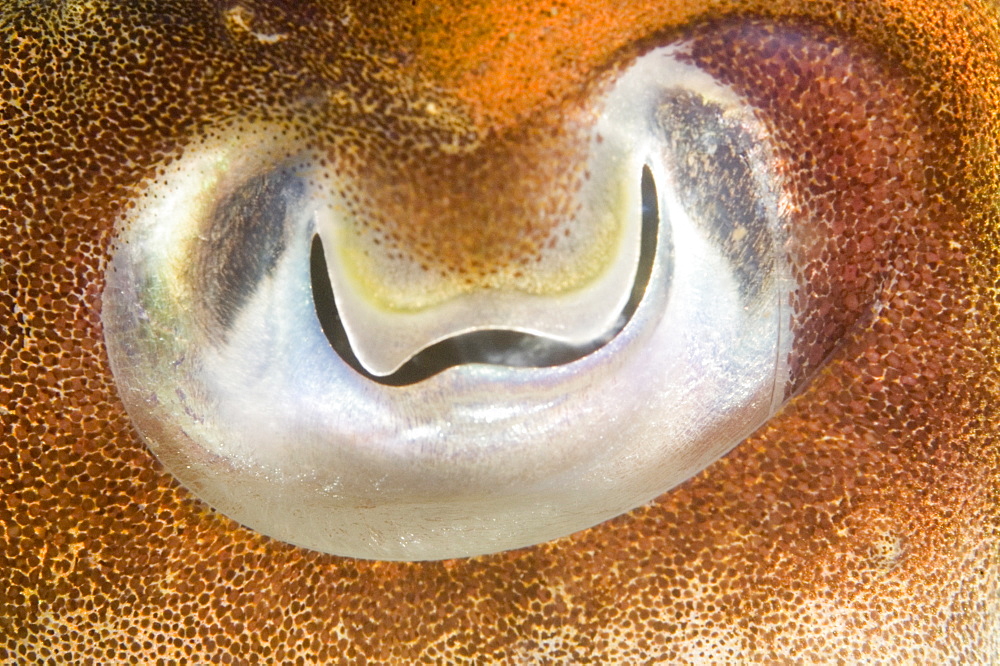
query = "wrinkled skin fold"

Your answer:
(2, 0), (999, 661)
